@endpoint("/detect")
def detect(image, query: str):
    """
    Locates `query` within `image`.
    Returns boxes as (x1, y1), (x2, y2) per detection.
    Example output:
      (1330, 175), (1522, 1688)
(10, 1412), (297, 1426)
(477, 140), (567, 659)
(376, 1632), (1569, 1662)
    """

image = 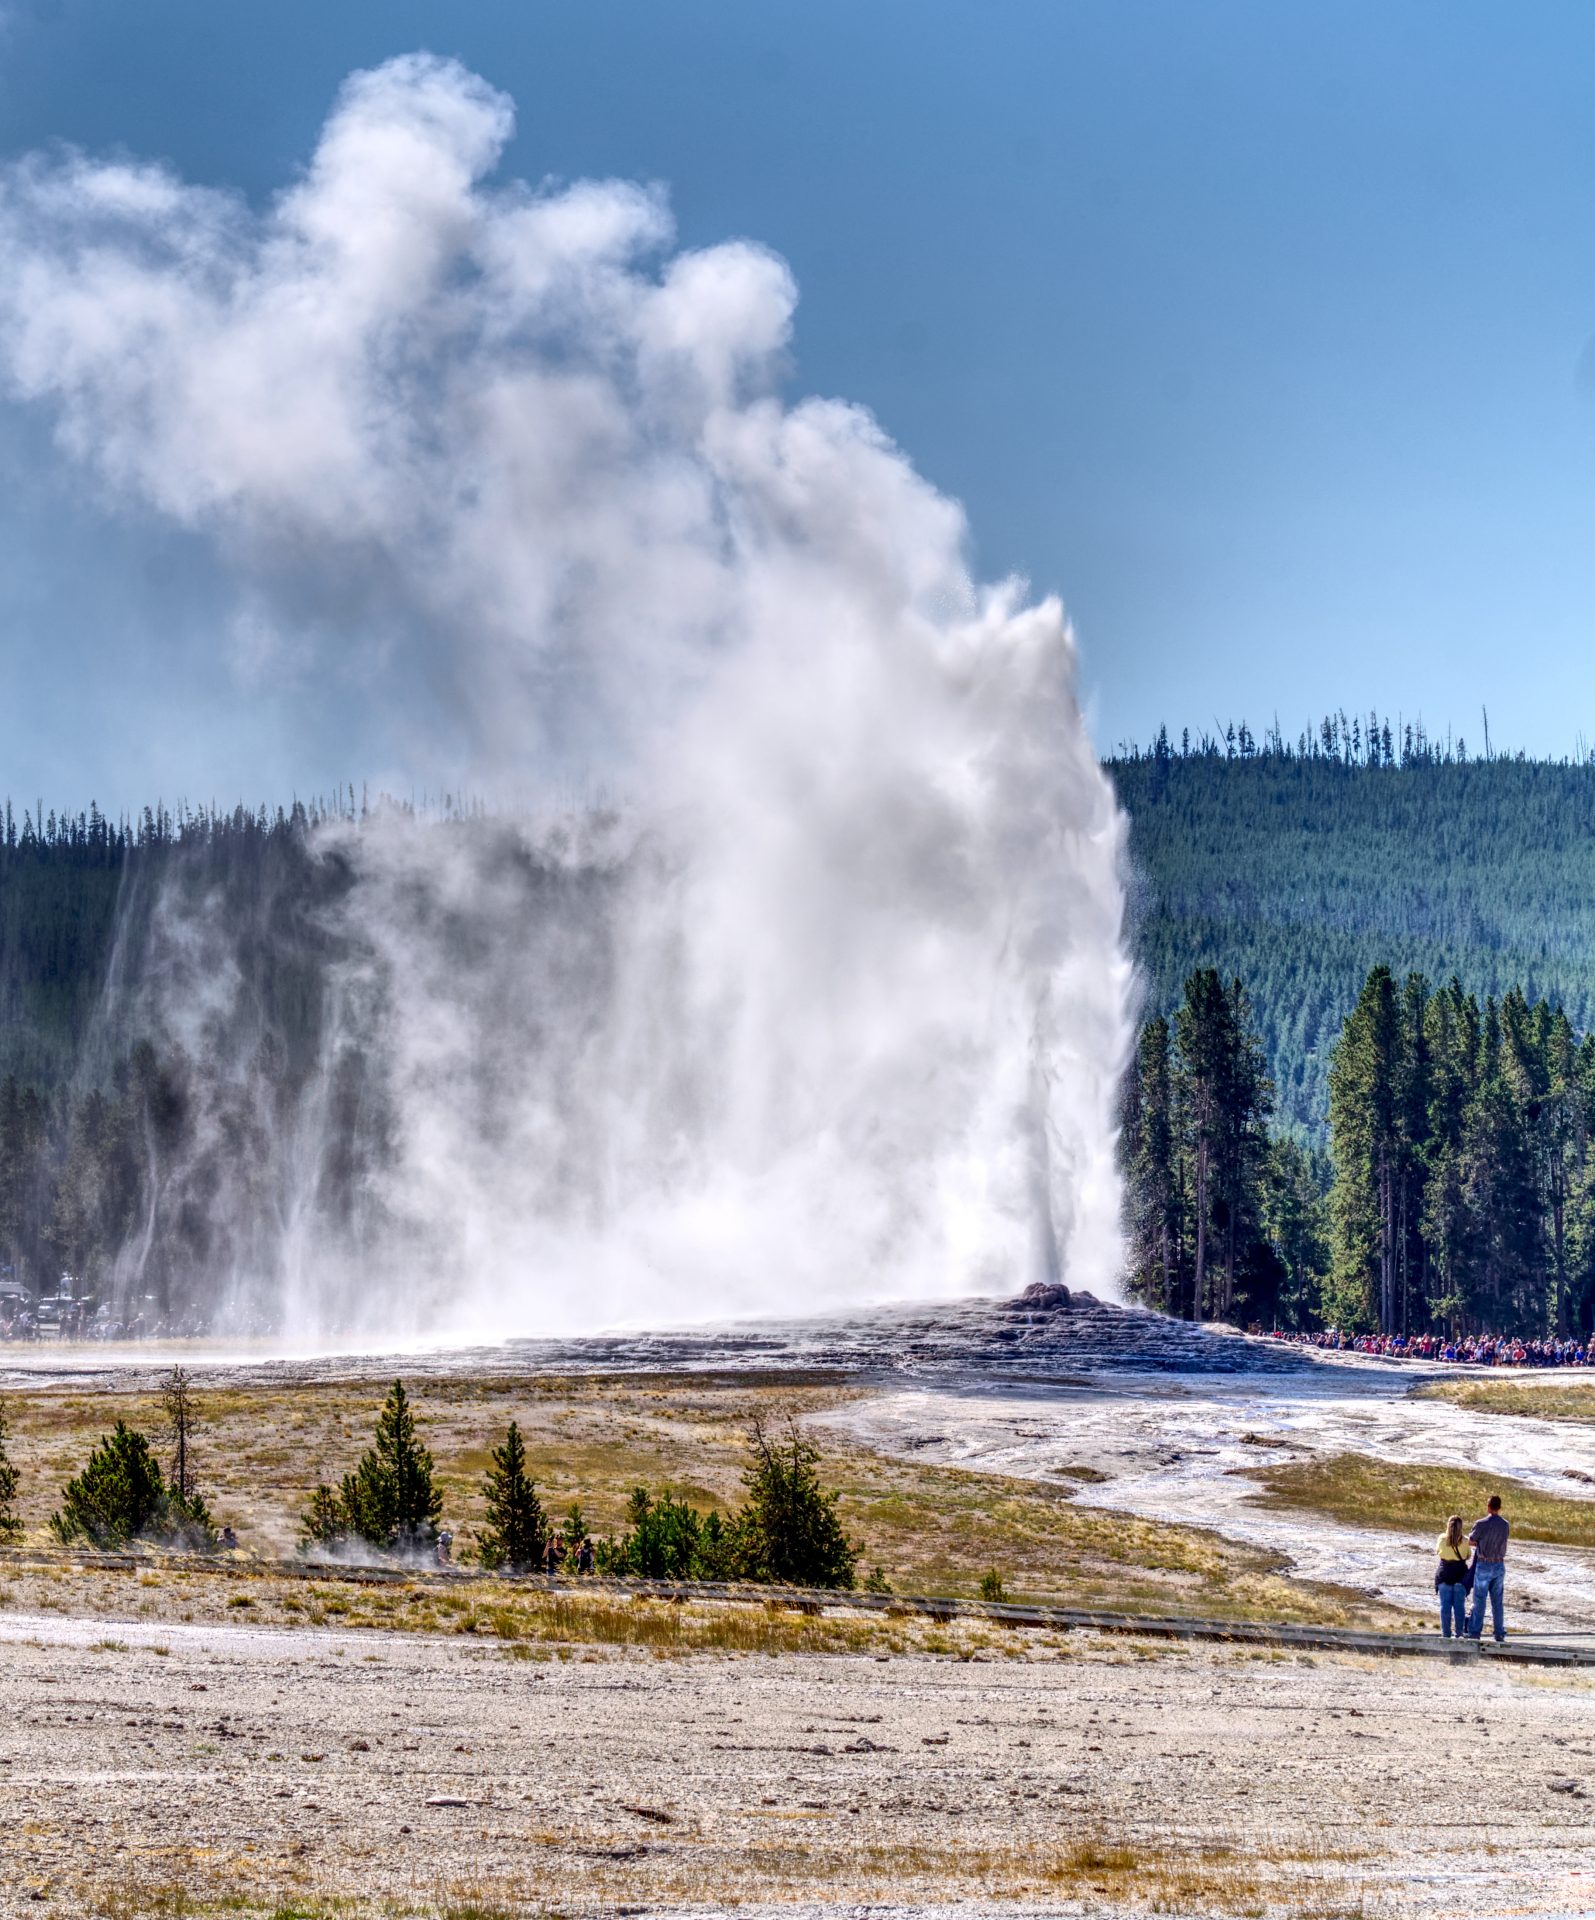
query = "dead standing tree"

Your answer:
(159, 1366), (198, 1505)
